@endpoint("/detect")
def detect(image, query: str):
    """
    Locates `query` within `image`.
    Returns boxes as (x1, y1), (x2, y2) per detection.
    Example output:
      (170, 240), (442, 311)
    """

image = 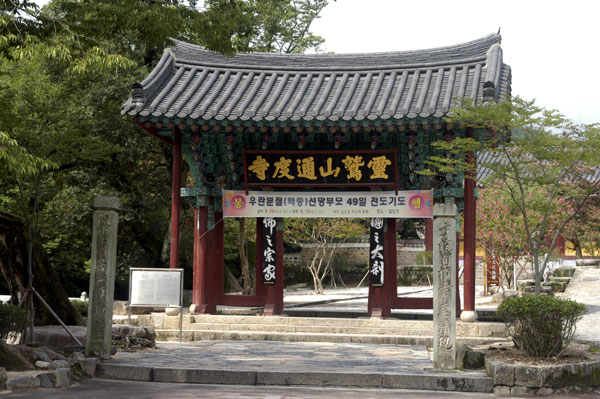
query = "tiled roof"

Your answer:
(122, 33), (511, 123)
